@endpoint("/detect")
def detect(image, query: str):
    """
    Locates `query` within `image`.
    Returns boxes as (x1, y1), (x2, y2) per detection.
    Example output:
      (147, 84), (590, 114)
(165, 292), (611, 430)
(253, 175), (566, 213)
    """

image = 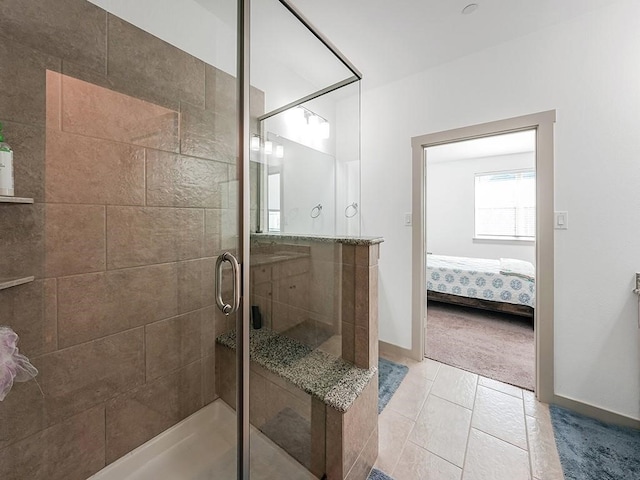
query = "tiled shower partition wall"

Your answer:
(0, 1), (263, 478)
